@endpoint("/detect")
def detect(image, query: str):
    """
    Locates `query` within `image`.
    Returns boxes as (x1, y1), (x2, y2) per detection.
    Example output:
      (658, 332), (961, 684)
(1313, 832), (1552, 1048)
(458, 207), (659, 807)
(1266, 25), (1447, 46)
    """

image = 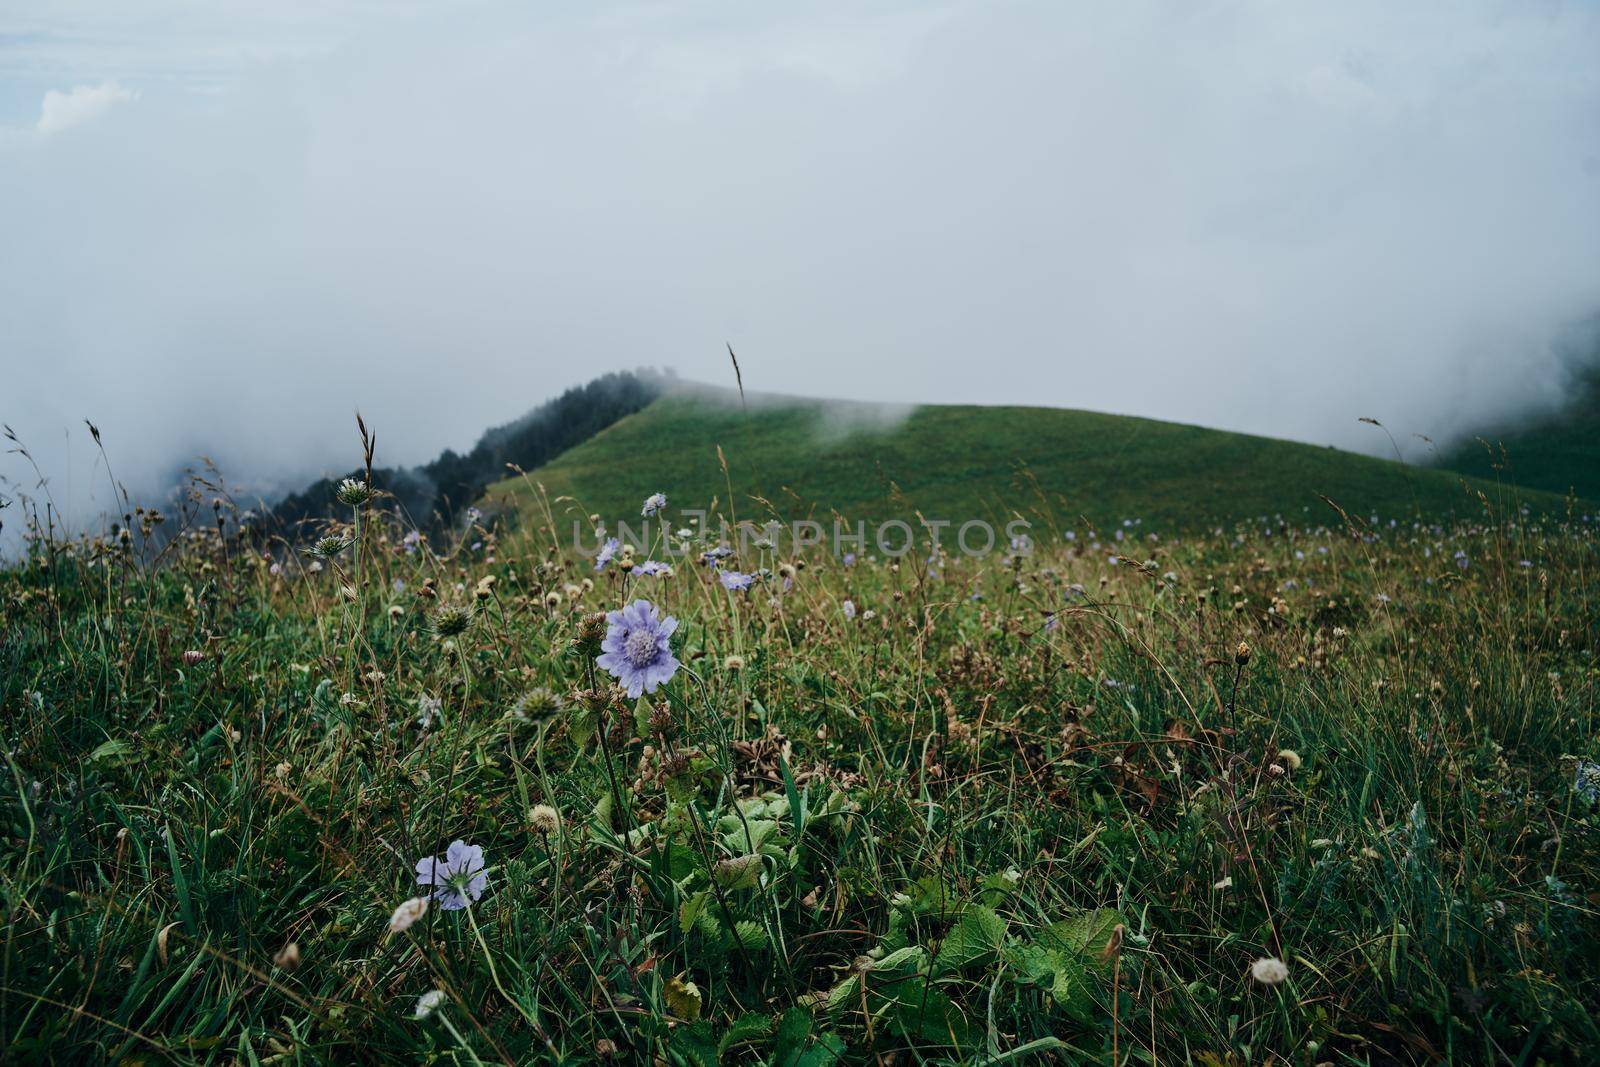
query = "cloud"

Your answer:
(37, 82), (137, 134)
(0, 1), (1597, 543)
